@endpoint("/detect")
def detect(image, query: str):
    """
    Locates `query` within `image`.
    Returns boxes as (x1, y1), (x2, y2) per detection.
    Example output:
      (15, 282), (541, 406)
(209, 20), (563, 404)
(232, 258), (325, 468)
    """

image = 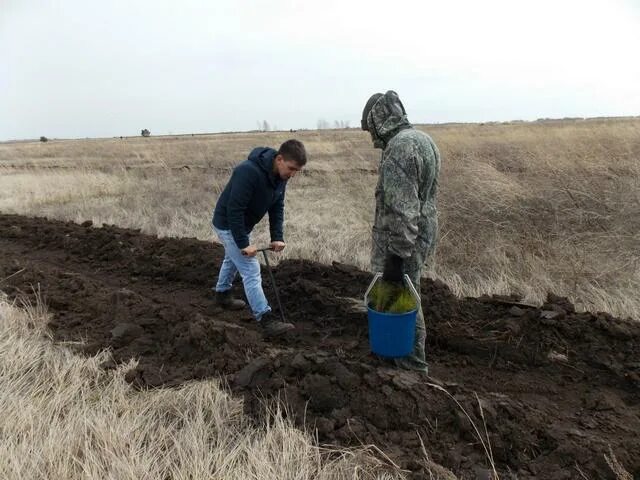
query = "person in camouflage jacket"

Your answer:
(361, 90), (441, 372)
